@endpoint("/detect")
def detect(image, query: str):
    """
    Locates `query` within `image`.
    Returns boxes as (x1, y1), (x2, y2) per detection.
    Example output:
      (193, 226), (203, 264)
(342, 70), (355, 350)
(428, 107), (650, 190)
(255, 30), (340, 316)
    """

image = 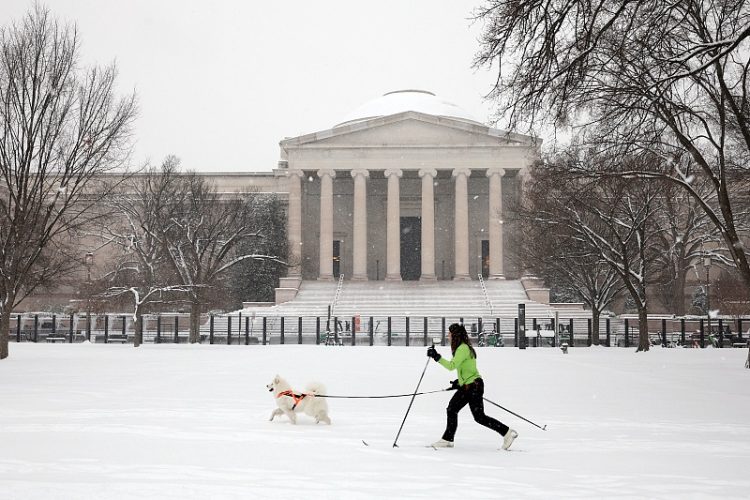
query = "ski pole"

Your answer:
(483, 397), (547, 431)
(392, 355), (431, 447)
